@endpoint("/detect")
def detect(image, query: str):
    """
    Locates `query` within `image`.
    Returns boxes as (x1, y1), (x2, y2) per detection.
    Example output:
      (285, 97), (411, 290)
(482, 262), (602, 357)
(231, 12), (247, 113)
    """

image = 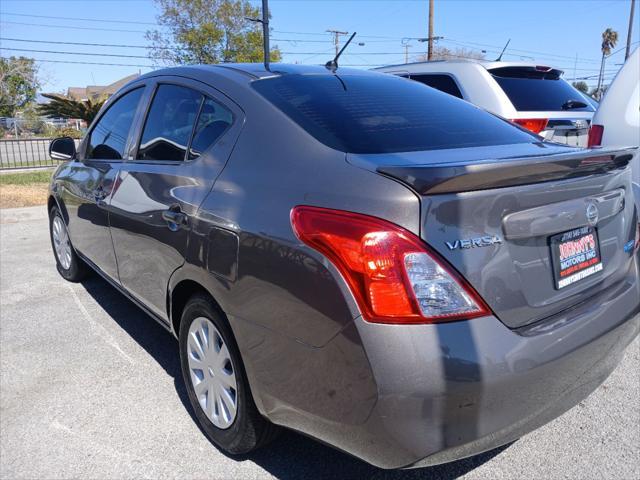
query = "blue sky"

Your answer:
(0, 0), (637, 93)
